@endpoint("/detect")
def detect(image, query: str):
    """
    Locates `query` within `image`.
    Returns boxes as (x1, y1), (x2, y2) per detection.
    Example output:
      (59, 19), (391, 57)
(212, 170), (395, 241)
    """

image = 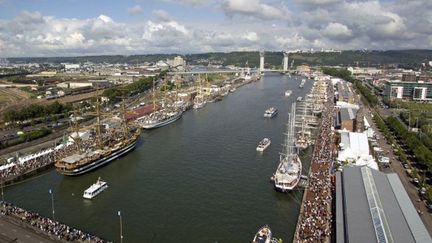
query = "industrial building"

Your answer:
(336, 166), (432, 243)
(336, 108), (358, 132)
(383, 80), (432, 101)
(336, 82), (356, 103)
